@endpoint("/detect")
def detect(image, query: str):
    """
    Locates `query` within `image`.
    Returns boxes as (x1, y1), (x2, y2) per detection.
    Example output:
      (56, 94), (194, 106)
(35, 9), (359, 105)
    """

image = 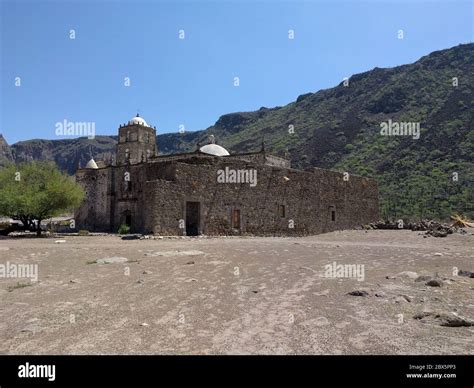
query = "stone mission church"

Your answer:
(75, 115), (379, 236)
